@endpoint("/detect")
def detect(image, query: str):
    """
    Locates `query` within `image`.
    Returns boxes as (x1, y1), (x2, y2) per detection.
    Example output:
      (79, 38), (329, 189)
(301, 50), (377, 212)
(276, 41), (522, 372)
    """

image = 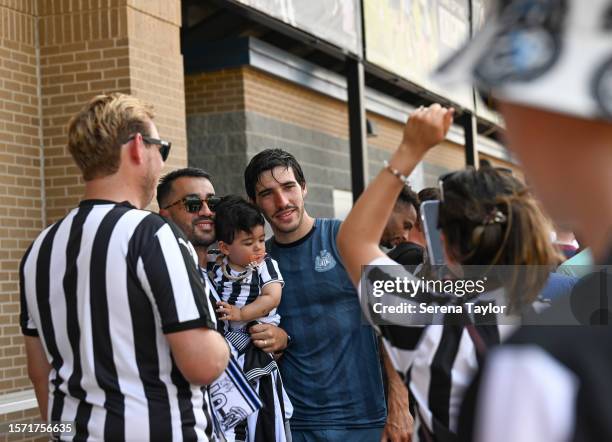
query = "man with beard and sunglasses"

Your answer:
(157, 168), (219, 265)
(157, 168), (291, 357)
